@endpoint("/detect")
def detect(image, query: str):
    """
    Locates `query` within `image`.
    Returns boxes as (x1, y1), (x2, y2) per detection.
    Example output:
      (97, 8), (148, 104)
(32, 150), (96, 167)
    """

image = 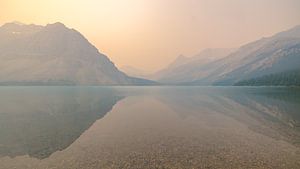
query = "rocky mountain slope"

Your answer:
(154, 25), (300, 85)
(0, 22), (155, 85)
